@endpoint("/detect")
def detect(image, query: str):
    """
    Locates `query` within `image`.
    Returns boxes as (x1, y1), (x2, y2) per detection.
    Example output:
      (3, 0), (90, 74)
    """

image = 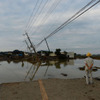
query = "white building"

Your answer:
(49, 53), (57, 57)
